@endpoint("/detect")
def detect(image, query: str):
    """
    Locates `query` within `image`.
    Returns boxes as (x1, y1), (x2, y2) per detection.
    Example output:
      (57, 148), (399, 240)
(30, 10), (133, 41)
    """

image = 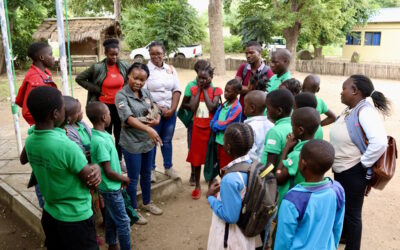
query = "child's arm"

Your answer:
(274, 199), (299, 249)
(321, 109), (336, 126)
(203, 88), (220, 114)
(276, 134), (298, 185)
(189, 87), (201, 112)
(100, 161), (130, 188)
(180, 96), (191, 110)
(333, 187), (346, 248)
(20, 147), (28, 165)
(212, 102), (242, 132)
(78, 164), (102, 189)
